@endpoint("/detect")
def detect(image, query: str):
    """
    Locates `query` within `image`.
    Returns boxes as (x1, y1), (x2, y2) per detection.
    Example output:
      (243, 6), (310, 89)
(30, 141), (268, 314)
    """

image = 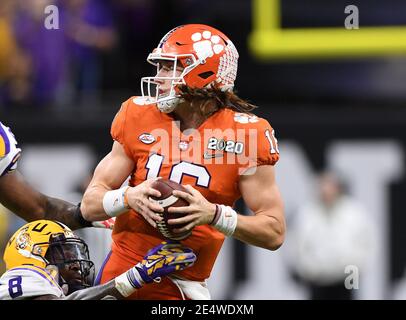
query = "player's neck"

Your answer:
(172, 100), (218, 131)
